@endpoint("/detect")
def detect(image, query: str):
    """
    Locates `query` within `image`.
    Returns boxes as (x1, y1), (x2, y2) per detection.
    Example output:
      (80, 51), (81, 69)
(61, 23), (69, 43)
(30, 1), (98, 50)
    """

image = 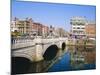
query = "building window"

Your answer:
(77, 27), (80, 29)
(82, 27), (85, 29)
